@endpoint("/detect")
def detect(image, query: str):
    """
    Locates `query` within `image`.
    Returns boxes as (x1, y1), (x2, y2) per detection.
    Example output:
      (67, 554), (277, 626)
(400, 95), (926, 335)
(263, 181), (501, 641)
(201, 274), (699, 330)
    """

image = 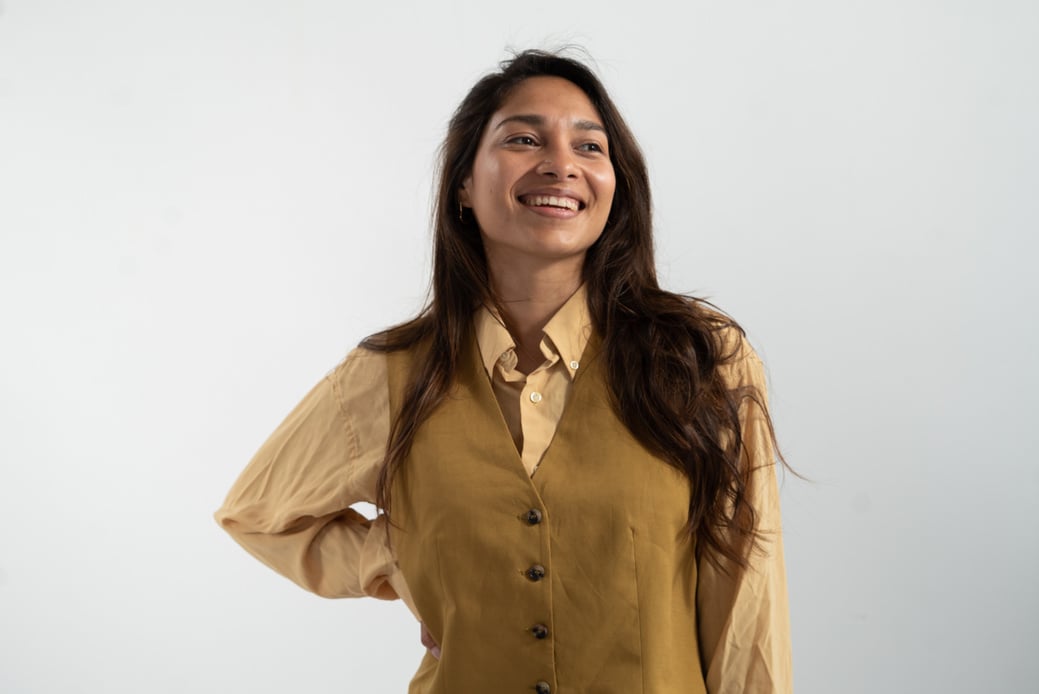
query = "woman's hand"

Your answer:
(420, 622), (441, 659)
